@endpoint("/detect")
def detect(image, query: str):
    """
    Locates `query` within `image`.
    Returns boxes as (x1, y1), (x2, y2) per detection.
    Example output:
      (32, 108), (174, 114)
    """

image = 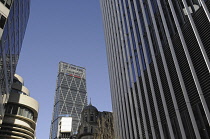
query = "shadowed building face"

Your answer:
(100, 0), (210, 138)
